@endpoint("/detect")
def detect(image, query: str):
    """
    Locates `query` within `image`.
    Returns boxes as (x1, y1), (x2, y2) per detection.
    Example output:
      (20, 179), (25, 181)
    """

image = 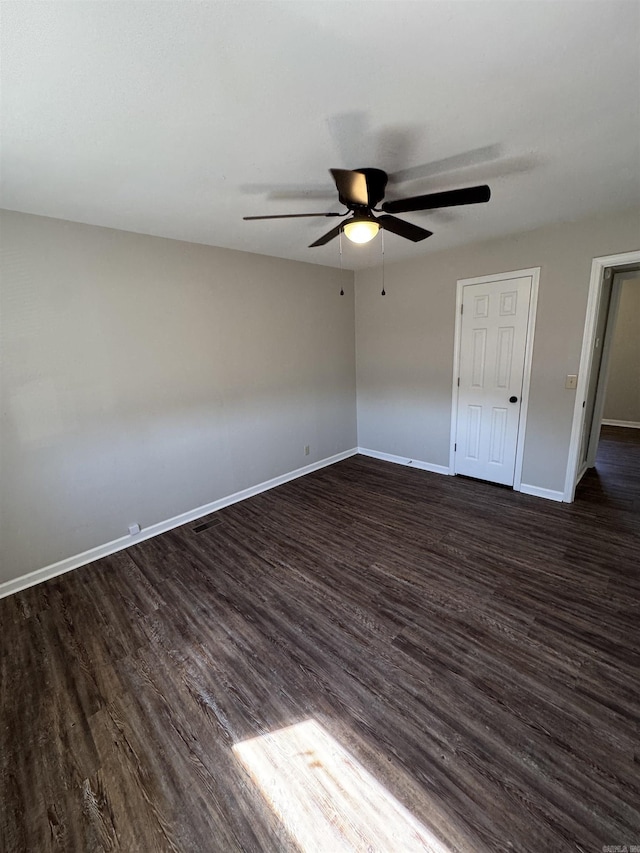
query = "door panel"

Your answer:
(466, 405), (482, 459)
(489, 407), (508, 464)
(496, 326), (514, 387)
(471, 329), (487, 387)
(455, 277), (532, 486)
